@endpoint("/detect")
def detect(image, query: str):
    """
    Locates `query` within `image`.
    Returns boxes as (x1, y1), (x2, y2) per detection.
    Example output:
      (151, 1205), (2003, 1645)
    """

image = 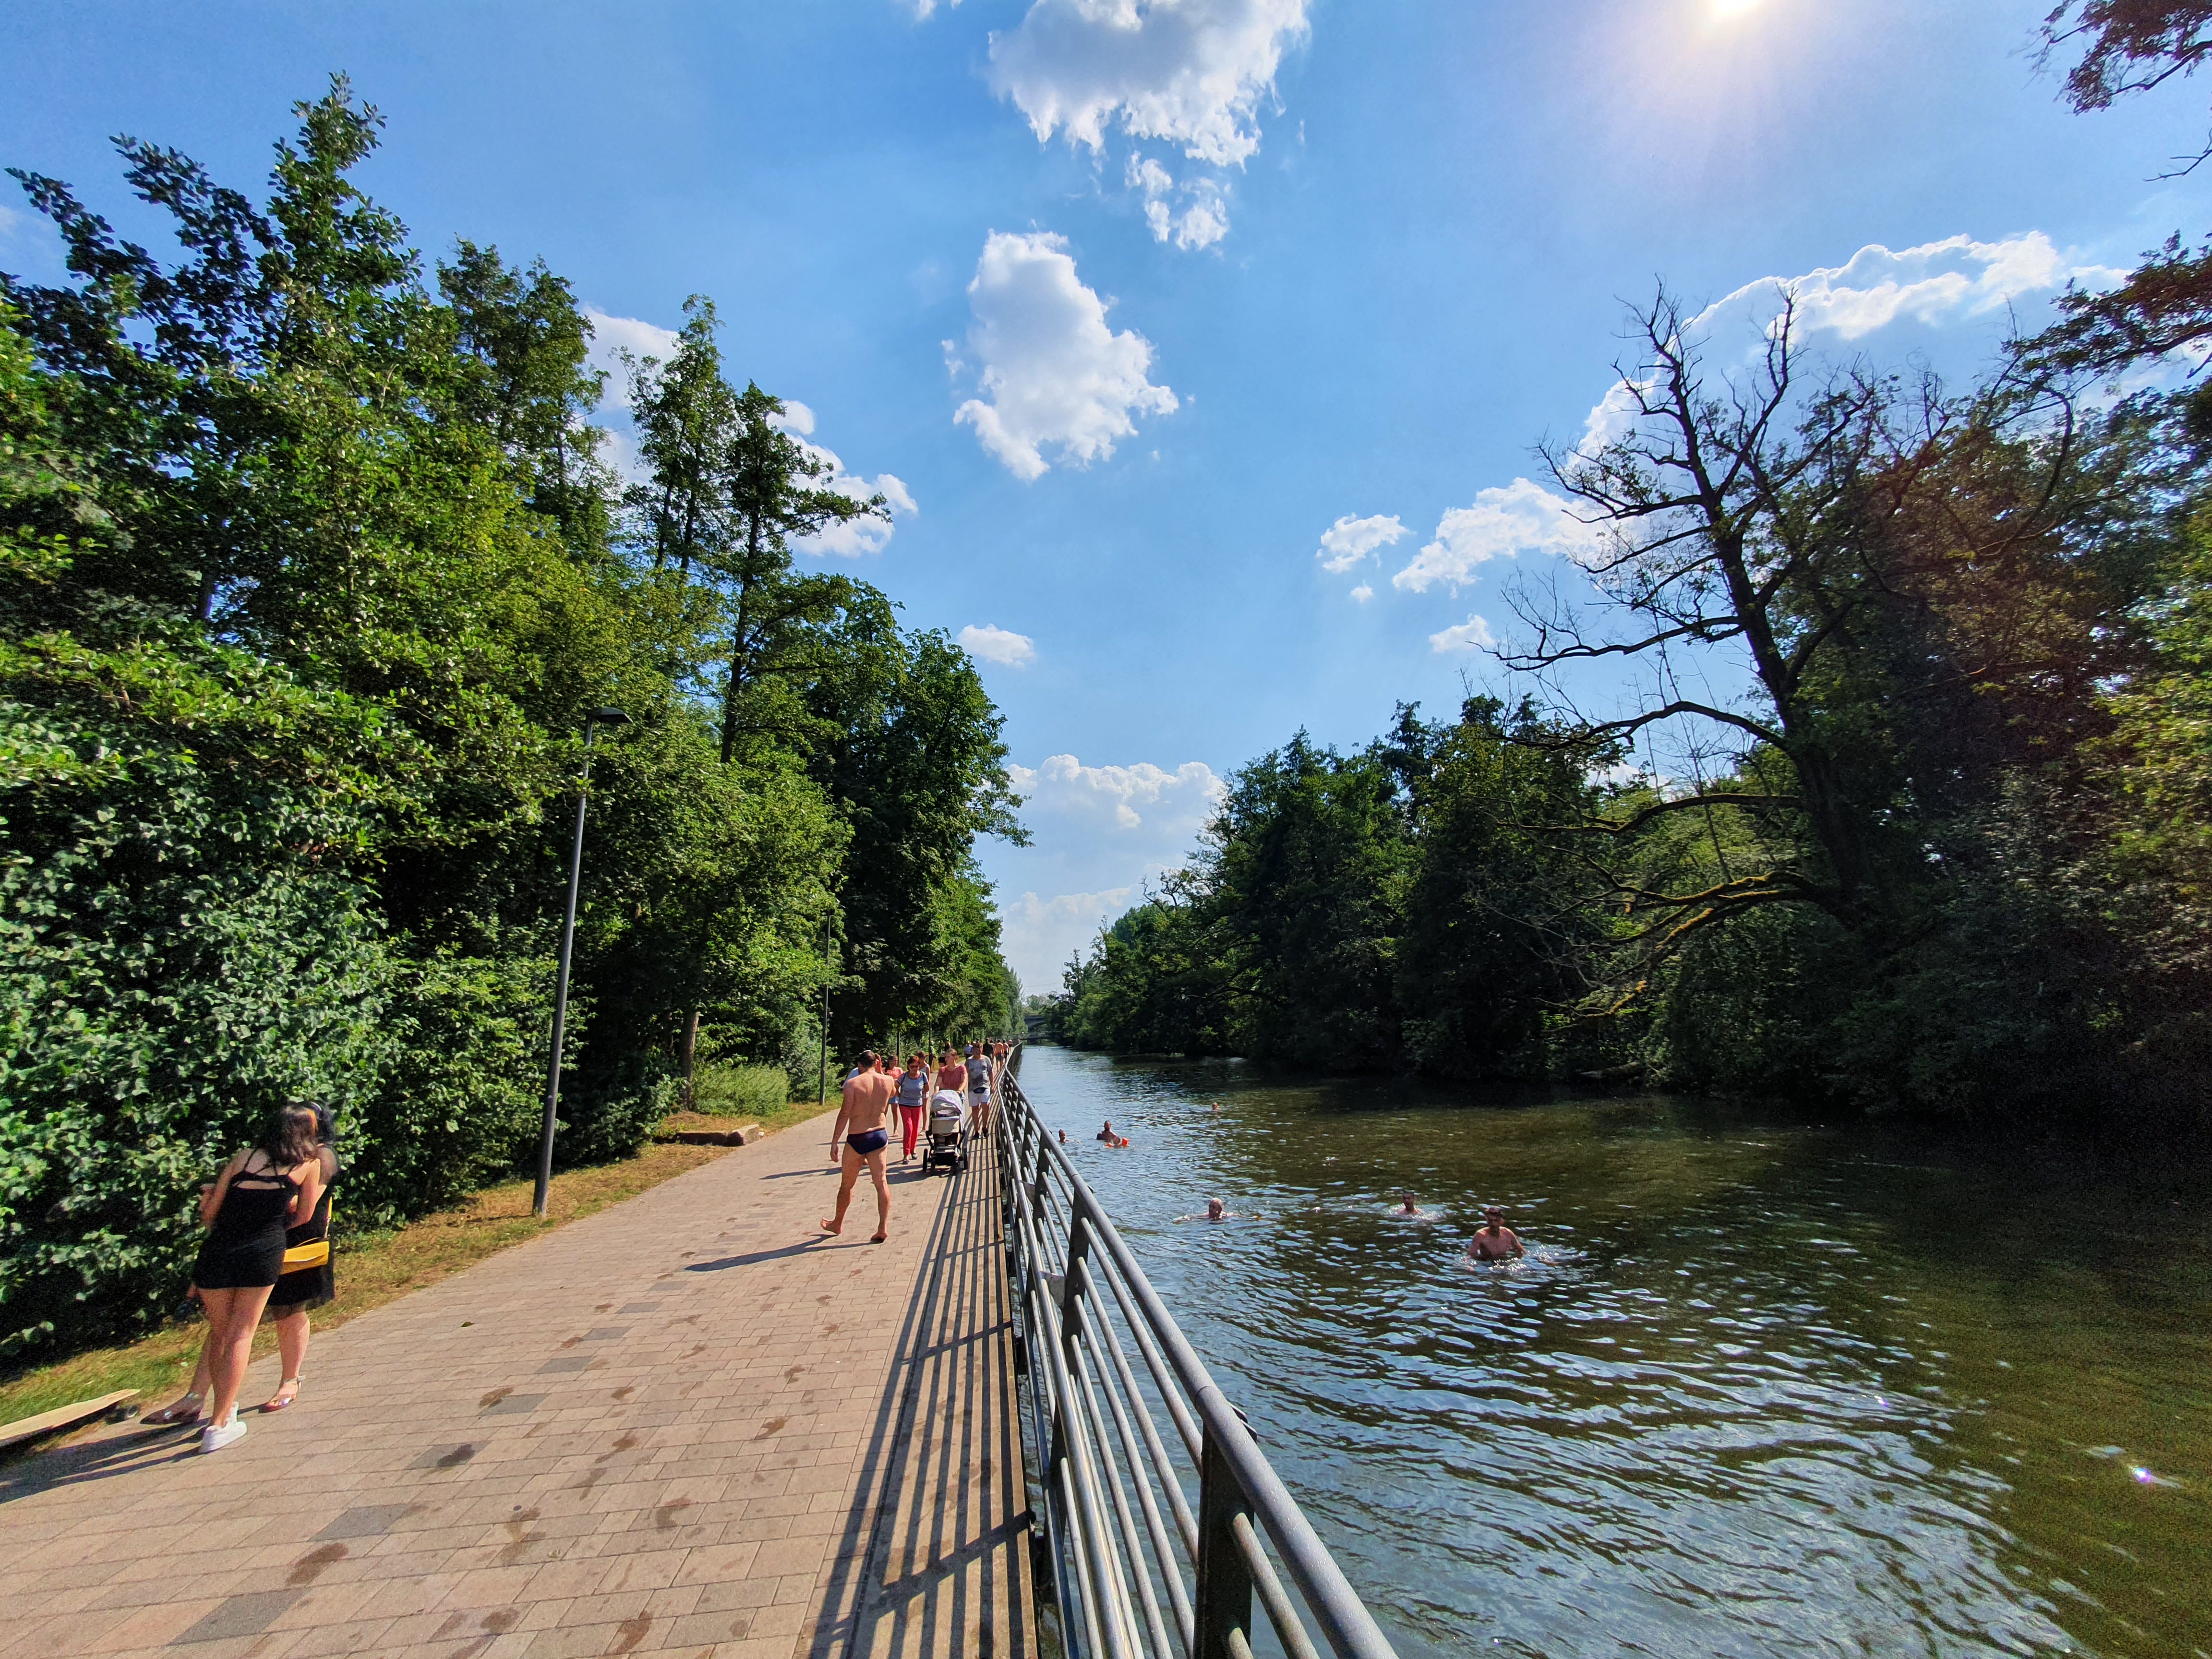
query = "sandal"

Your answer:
(260, 1379), (301, 1413)
(145, 1392), (204, 1427)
